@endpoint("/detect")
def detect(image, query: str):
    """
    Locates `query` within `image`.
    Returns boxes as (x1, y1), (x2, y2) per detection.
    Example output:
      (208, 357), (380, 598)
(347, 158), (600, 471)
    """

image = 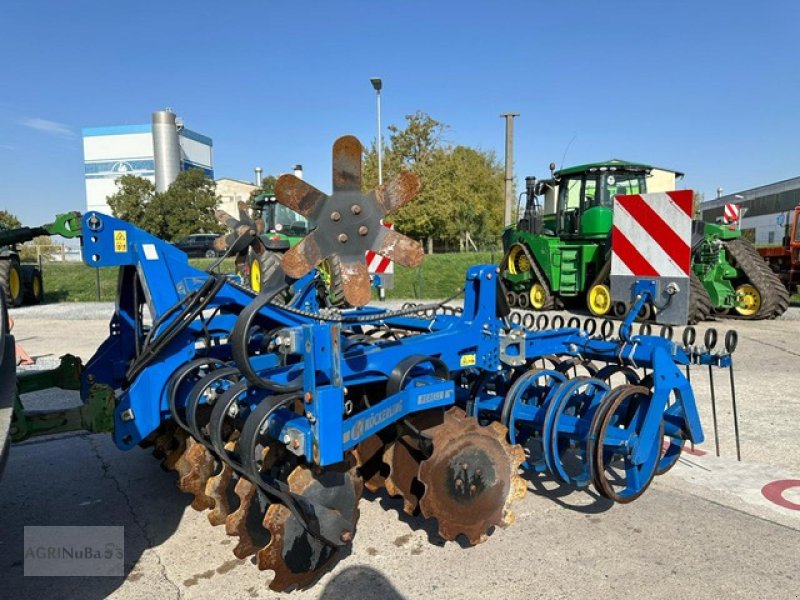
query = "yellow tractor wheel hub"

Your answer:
(734, 284), (761, 316)
(588, 284), (612, 316)
(32, 275), (41, 298)
(9, 268), (20, 299)
(507, 245), (531, 276)
(250, 259), (262, 293)
(530, 283), (547, 310)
